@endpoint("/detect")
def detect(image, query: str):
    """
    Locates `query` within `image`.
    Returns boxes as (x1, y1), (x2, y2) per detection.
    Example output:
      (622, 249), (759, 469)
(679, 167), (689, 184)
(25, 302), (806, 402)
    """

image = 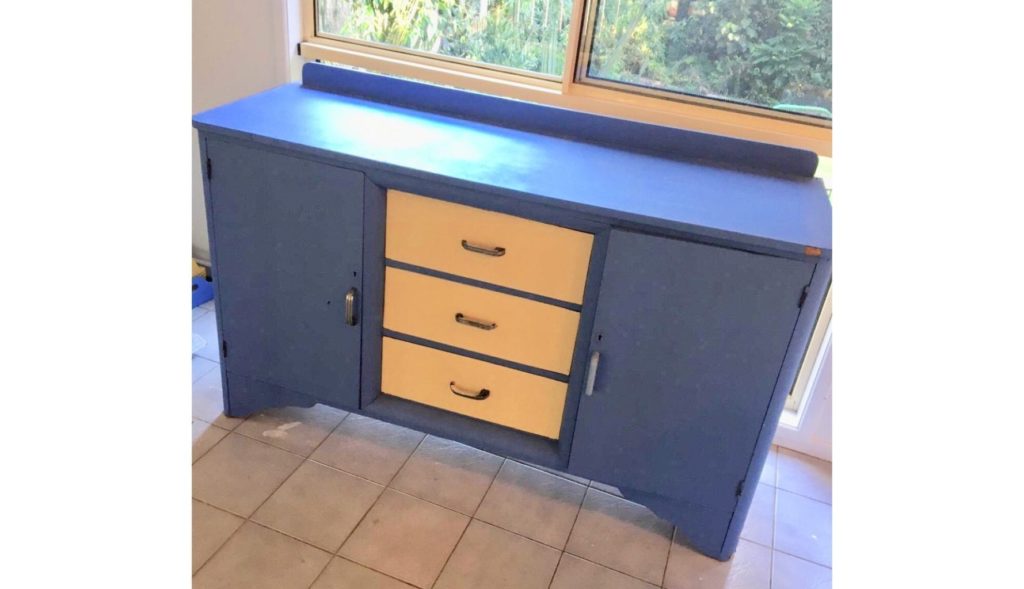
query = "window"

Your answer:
(316, 0), (574, 77)
(302, 0), (832, 154)
(581, 0), (832, 120)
